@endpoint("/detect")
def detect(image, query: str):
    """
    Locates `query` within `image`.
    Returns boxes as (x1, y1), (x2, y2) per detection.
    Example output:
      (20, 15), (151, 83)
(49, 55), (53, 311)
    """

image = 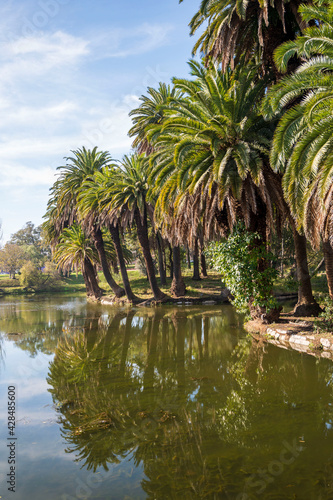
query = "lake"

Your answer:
(0, 295), (333, 499)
